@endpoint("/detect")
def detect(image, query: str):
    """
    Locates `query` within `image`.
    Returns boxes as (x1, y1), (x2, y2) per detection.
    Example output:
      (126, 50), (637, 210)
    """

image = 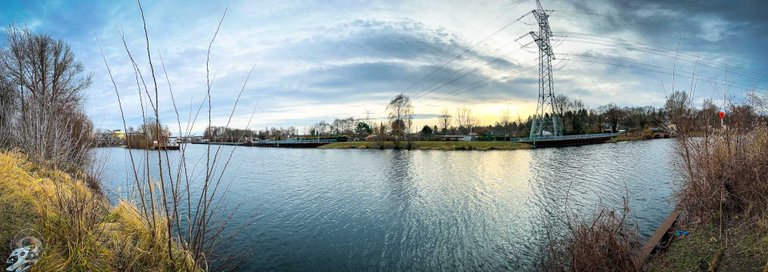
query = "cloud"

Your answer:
(1, 0), (766, 133)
